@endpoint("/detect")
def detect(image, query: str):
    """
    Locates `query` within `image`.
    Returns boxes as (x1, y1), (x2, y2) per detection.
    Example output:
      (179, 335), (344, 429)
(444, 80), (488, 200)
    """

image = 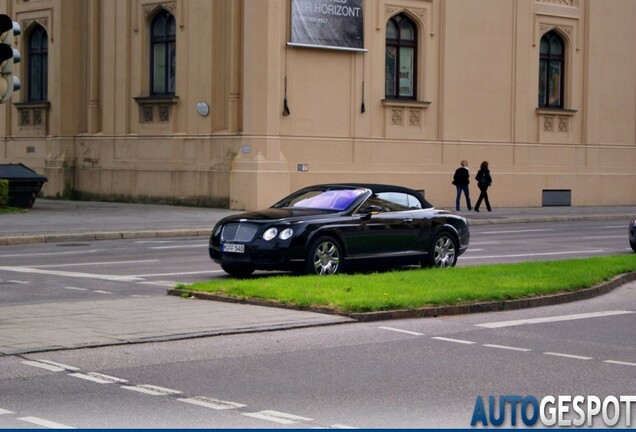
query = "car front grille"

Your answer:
(221, 223), (258, 242)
